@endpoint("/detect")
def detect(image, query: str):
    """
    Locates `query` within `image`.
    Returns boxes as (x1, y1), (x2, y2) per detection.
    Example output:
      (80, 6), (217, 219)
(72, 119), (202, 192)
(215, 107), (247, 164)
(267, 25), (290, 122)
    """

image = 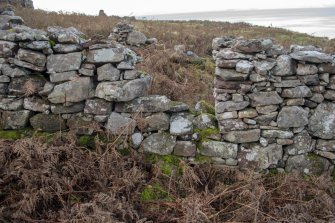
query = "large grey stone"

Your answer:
(309, 103), (335, 139)
(0, 14), (24, 30)
(0, 25), (48, 42)
(47, 26), (87, 44)
(286, 131), (313, 155)
(277, 106), (308, 128)
(285, 154), (331, 175)
(249, 72), (267, 82)
(127, 31), (147, 46)
(174, 141), (196, 157)
(254, 112), (278, 125)
(261, 130), (294, 139)
(49, 71), (79, 83)
(232, 39), (270, 53)
(215, 101), (249, 113)
(115, 95), (171, 113)
(290, 45), (322, 53)
(296, 63), (318, 75)
(105, 112), (136, 135)
(0, 98), (23, 110)
(0, 83), (8, 94)
(0, 75), (10, 83)
(281, 86), (312, 98)
(316, 140), (335, 152)
(53, 44), (83, 53)
(223, 129), (260, 143)
(47, 52), (82, 73)
(48, 77), (94, 104)
(273, 80), (302, 88)
(170, 113), (193, 136)
(141, 132), (176, 155)
(318, 63), (335, 74)
(8, 76), (45, 96)
(0, 40), (17, 57)
(10, 58), (45, 72)
(256, 105), (278, 114)
(50, 102), (85, 114)
(23, 97), (50, 112)
(95, 77), (151, 102)
(97, 63), (120, 81)
(216, 59), (238, 68)
(215, 68), (249, 81)
(200, 140), (238, 158)
(87, 48), (125, 63)
(324, 90), (335, 101)
(238, 108), (258, 119)
(138, 112), (170, 132)
(290, 51), (333, 63)
(1, 64), (27, 77)
(273, 55), (296, 76)
(30, 113), (66, 133)
(253, 60), (276, 75)
(168, 101), (189, 113)
(219, 119), (248, 132)
(249, 91), (283, 106)
(298, 74), (320, 86)
(17, 48), (46, 67)
(84, 99), (112, 115)
(238, 144), (283, 170)
(19, 41), (51, 51)
(235, 60), (254, 74)
(215, 49), (250, 60)
(1, 110), (32, 129)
